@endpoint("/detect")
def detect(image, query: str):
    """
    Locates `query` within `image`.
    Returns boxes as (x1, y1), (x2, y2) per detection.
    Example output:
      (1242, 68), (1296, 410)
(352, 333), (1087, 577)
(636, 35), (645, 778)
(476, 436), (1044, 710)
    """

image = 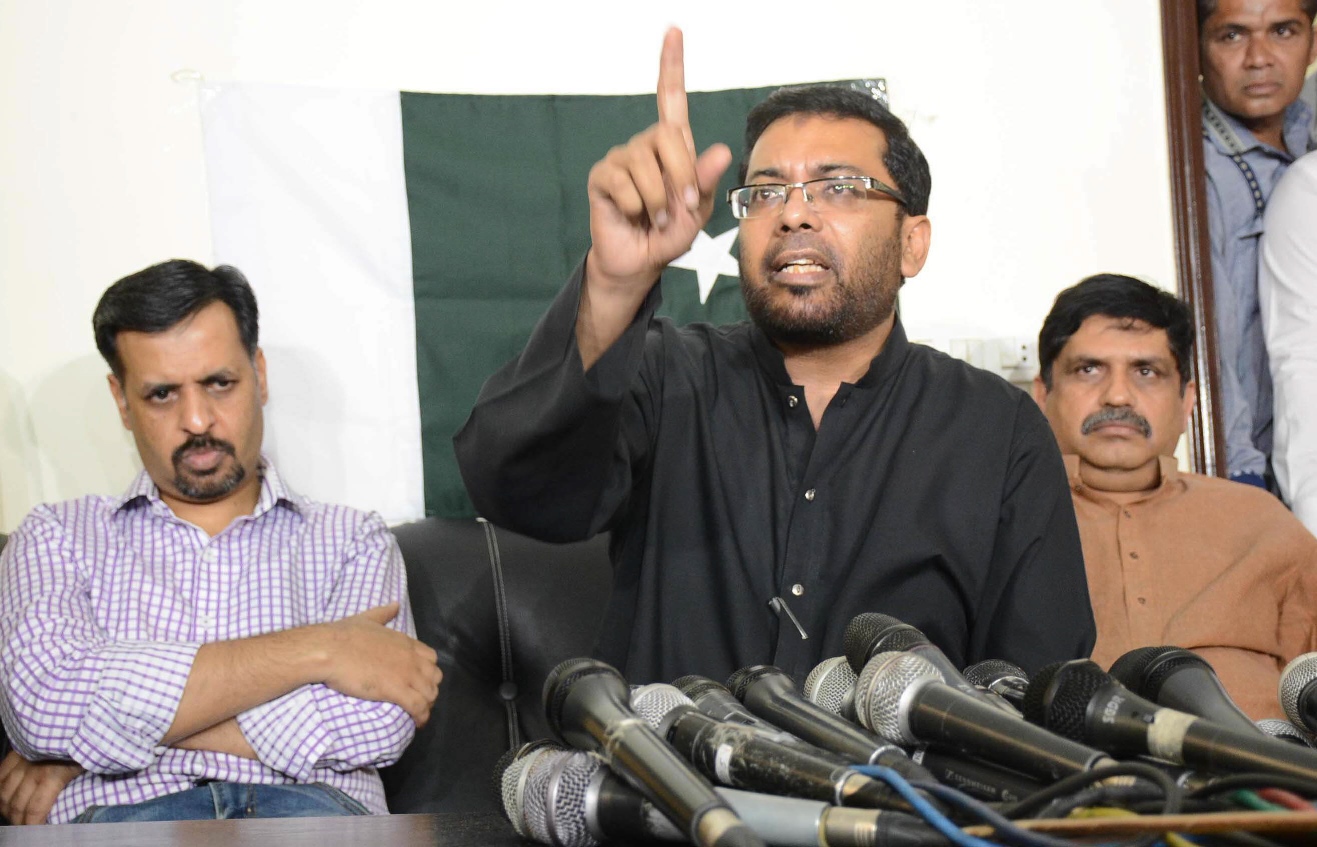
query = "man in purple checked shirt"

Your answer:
(0, 260), (442, 824)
